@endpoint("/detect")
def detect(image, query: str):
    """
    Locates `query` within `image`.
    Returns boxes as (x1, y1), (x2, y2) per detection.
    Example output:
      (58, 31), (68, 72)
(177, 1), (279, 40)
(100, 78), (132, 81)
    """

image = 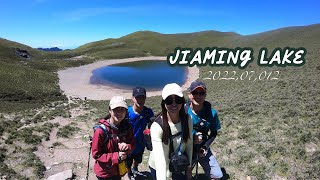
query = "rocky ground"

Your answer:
(0, 99), (156, 180)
